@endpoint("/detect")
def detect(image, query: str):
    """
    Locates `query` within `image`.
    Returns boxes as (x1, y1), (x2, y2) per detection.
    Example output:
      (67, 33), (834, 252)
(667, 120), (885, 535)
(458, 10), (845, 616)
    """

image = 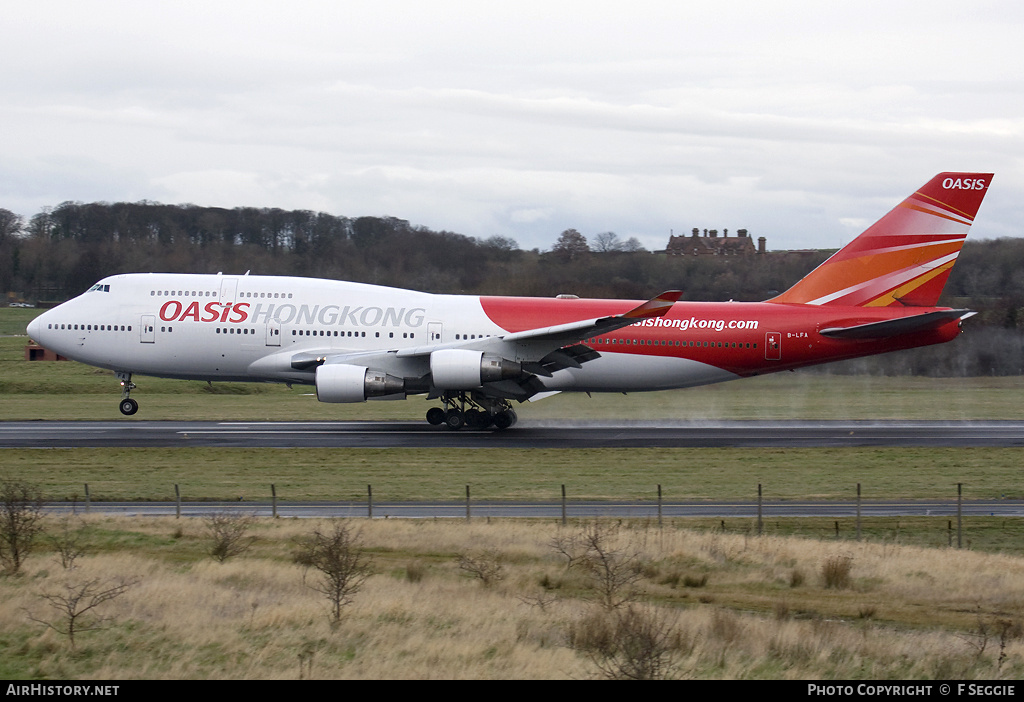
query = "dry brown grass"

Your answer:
(2, 516), (1023, 679)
